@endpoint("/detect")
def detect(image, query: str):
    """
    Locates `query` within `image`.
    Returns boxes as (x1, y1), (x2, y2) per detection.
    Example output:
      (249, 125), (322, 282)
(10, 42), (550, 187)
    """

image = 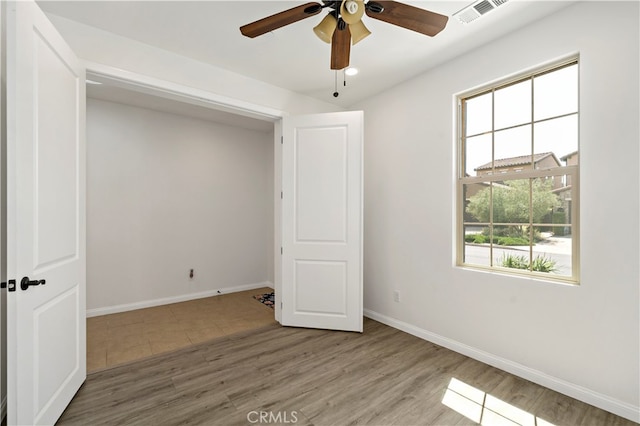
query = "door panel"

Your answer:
(7, 1), (86, 424)
(34, 288), (80, 413)
(34, 29), (79, 269)
(294, 260), (347, 314)
(281, 111), (363, 332)
(295, 128), (347, 243)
